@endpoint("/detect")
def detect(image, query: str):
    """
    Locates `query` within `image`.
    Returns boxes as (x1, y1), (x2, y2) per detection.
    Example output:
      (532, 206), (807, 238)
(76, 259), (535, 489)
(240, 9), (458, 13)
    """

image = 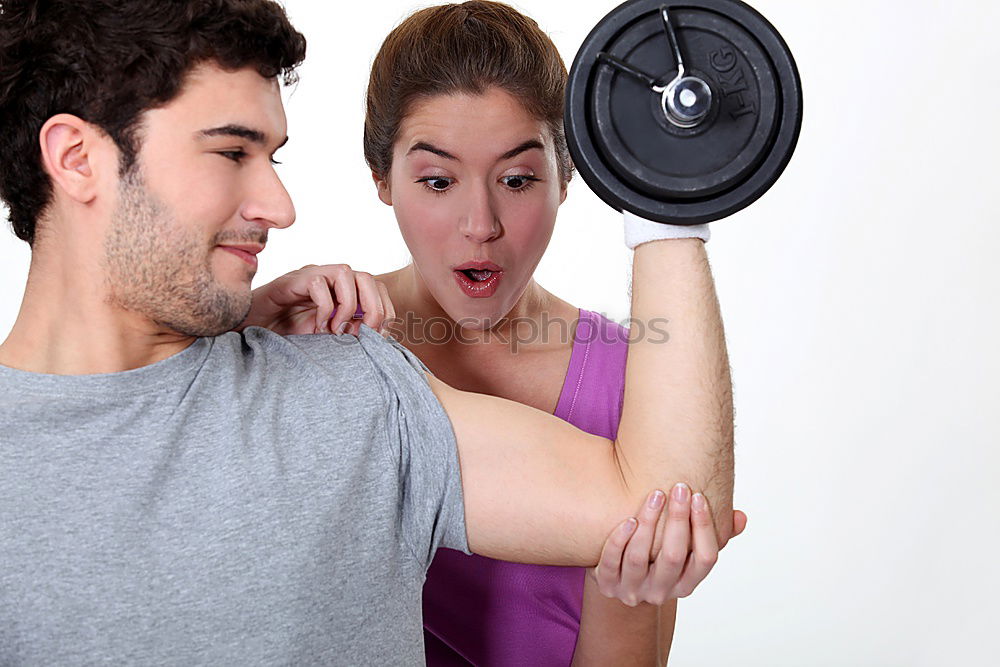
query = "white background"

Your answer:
(2, 1), (998, 664)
